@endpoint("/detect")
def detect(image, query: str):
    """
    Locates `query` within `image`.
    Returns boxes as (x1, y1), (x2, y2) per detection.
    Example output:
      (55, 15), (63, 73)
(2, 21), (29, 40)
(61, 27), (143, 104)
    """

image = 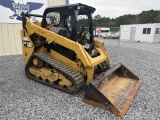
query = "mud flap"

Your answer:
(83, 63), (141, 117)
